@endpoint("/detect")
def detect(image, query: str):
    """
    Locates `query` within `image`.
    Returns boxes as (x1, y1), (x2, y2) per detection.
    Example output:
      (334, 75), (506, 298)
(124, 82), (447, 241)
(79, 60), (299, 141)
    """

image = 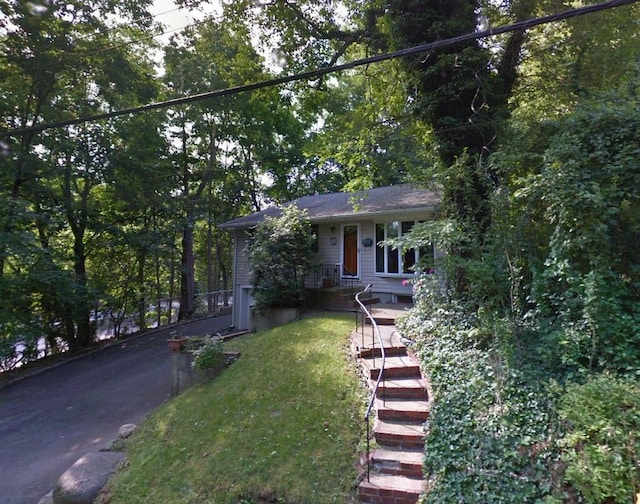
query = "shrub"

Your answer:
(191, 335), (225, 371)
(398, 273), (562, 503)
(526, 101), (640, 374)
(557, 374), (640, 503)
(245, 205), (315, 311)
